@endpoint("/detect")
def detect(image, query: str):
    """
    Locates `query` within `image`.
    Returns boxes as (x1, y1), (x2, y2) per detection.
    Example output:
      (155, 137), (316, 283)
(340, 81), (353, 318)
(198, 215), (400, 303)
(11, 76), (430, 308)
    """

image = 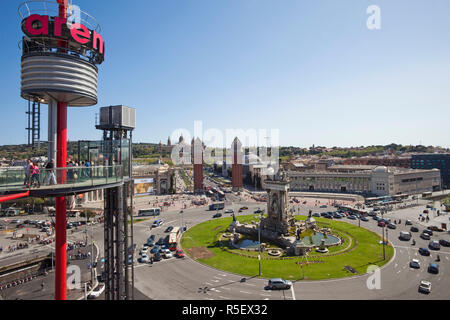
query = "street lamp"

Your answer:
(257, 211), (264, 276)
(180, 209), (184, 234)
(381, 209), (385, 260)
